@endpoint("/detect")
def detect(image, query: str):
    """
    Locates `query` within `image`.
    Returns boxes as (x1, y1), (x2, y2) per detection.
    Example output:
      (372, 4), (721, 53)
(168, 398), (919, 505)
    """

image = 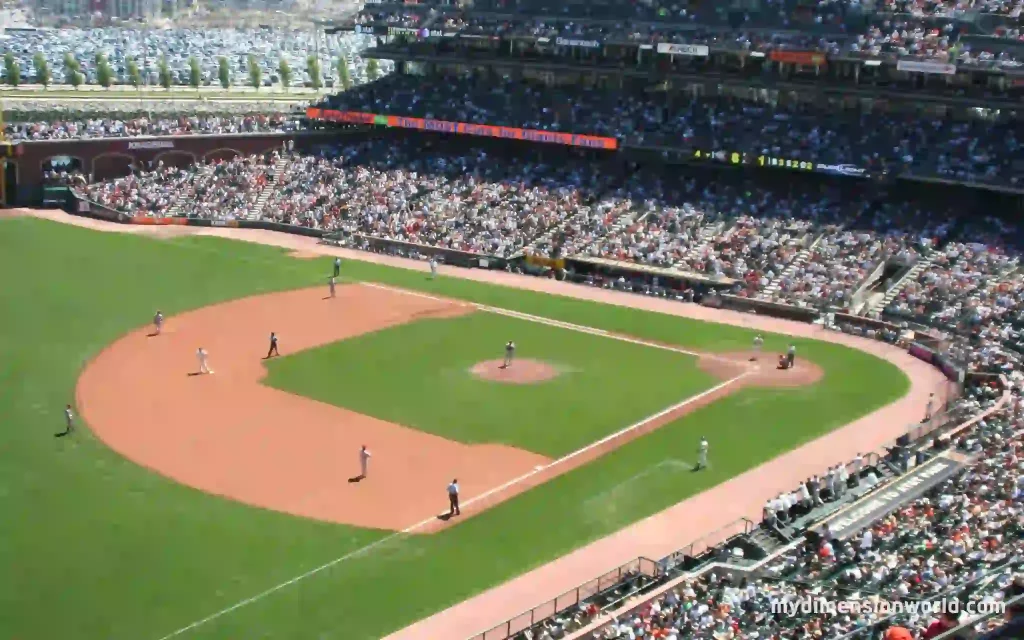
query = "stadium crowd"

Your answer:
(318, 75), (1023, 189)
(356, 0), (1024, 68)
(5, 113), (300, 140)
